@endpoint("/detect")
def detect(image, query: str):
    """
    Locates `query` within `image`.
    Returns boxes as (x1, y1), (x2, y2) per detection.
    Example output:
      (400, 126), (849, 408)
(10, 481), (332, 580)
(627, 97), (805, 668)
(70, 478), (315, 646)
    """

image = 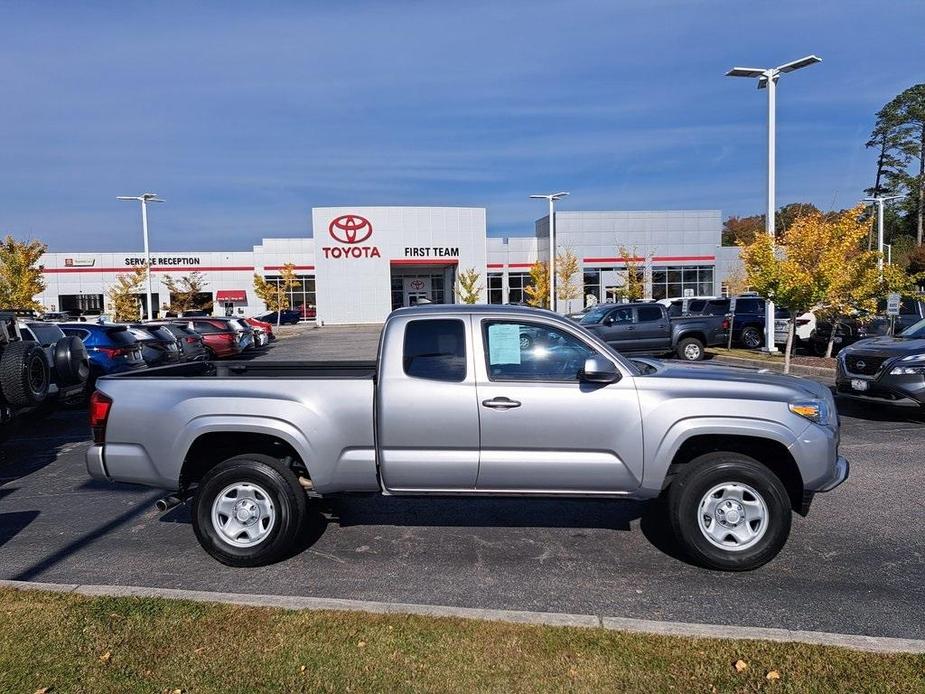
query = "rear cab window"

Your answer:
(636, 305), (663, 322)
(403, 319), (467, 382)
